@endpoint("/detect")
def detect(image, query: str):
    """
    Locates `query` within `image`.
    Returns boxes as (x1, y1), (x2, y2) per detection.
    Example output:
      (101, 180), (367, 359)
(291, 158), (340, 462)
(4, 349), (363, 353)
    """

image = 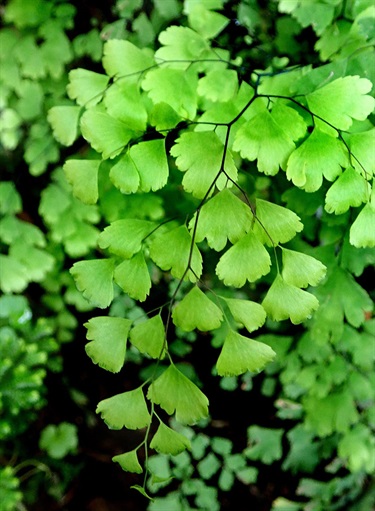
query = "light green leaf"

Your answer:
(147, 364), (209, 424)
(142, 67), (197, 119)
(114, 252), (151, 302)
(188, 4), (229, 39)
(113, 449), (143, 473)
(170, 131), (238, 198)
(338, 424), (375, 473)
(130, 315), (166, 359)
(67, 68), (109, 106)
(96, 387), (151, 430)
(149, 102), (181, 131)
(233, 103), (306, 175)
(84, 316), (132, 372)
(217, 330), (276, 376)
(286, 129), (348, 192)
(63, 159), (100, 204)
(80, 107), (135, 159)
(109, 152), (140, 193)
(149, 225), (202, 282)
(224, 298), (267, 333)
(306, 76), (375, 131)
(281, 248), (327, 288)
(0, 254), (28, 293)
(197, 452), (221, 480)
(216, 231), (272, 287)
(104, 81), (147, 131)
(102, 39), (154, 79)
(155, 26), (208, 65)
(70, 258), (115, 308)
(347, 128), (375, 176)
(128, 139), (169, 192)
(198, 69), (238, 102)
(0, 182), (22, 215)
(262, 274), (319, 324)
(252, 199), (303, 246)
(39, 423), (78, 460)
(191, 189), (252, 251)
(98, 219), (155, 258)
(172, 286), (223, 332)
(150, 421), (191, 455)
(325, 167), (370, 214)
(48, 106), (81, 146)
(350, 202), (375, 248)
